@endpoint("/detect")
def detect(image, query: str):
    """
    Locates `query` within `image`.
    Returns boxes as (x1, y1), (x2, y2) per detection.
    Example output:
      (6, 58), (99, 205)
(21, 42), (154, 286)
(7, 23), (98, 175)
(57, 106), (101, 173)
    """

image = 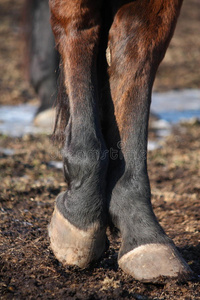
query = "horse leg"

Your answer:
(28, 0), (59, 114)
(48, 0), (109, 268)
(107, 0), (192, 280)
